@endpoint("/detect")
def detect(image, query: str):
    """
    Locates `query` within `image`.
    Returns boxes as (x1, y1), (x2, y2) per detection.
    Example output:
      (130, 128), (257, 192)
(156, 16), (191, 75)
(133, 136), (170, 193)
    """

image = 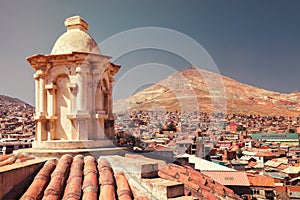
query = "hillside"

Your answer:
(114, 66), (300, 116)
(0, 95), (34, 117)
